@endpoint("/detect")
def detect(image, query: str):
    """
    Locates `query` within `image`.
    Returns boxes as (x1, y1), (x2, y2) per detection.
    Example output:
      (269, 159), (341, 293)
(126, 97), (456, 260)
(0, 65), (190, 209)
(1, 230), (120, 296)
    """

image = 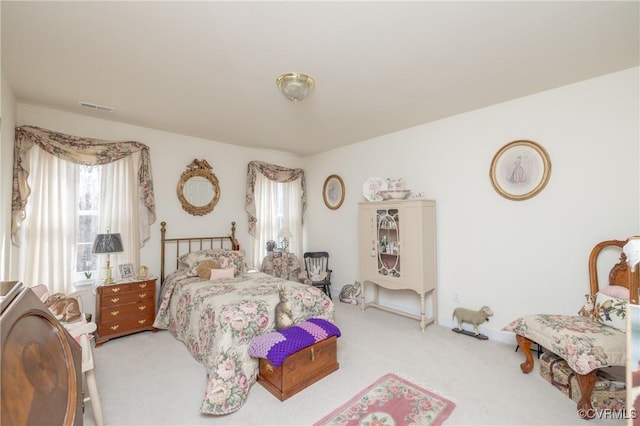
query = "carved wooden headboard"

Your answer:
(588, 238), (638, 304)
(160, 221), (240, 284)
